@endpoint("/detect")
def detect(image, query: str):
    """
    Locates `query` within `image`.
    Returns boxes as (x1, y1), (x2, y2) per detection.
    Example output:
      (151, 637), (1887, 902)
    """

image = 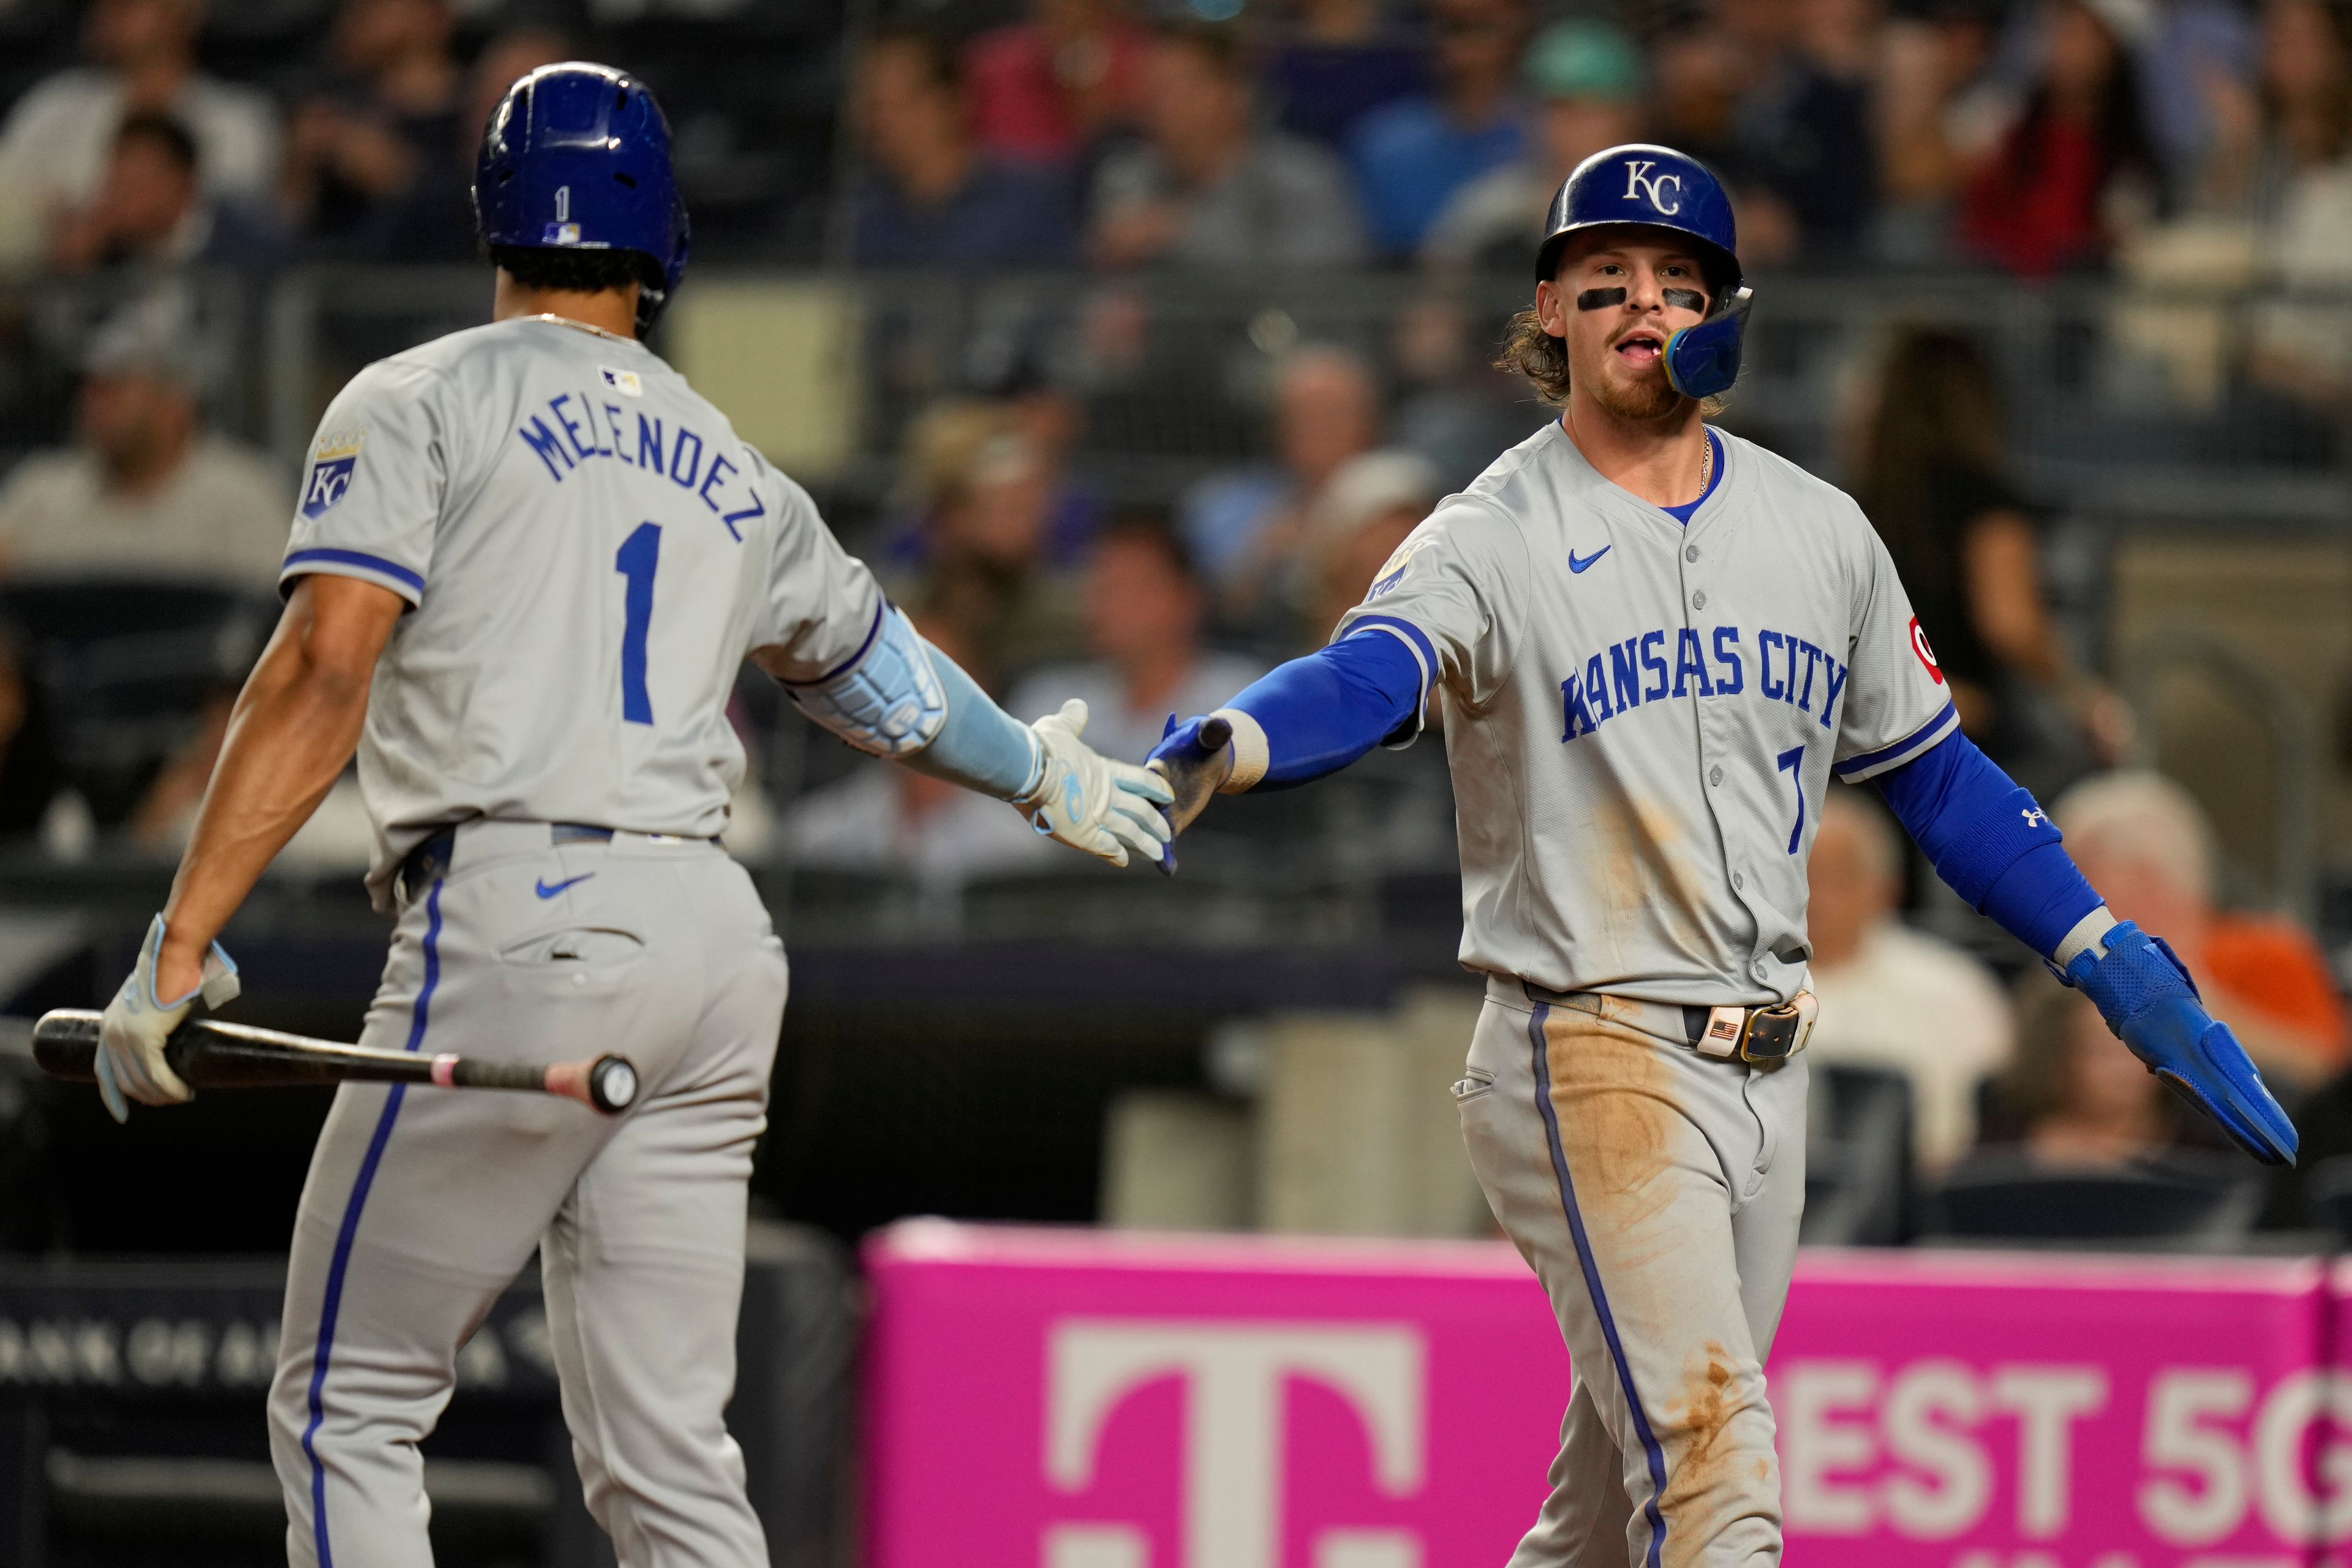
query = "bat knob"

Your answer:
(588, 1055), (638, 1114)
(1198, 716), (1232, 753)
